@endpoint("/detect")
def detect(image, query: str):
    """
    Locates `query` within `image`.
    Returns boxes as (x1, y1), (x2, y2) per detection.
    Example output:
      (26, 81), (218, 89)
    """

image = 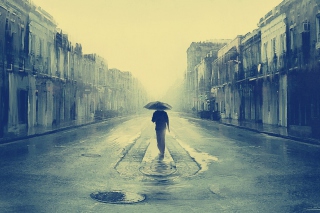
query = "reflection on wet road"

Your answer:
(139, 140), (177, 177)
(114, 123), (211, 180)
